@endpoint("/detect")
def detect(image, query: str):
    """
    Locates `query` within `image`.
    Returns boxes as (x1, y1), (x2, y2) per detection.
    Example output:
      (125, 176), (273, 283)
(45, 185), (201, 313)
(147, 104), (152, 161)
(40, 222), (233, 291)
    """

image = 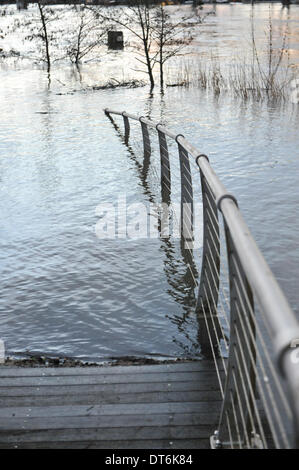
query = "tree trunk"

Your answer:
(160, 47), (163, 90)
(143, 38), (155, 90)
(159, 7), (165, 91)
(38, 2), (50, 73)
